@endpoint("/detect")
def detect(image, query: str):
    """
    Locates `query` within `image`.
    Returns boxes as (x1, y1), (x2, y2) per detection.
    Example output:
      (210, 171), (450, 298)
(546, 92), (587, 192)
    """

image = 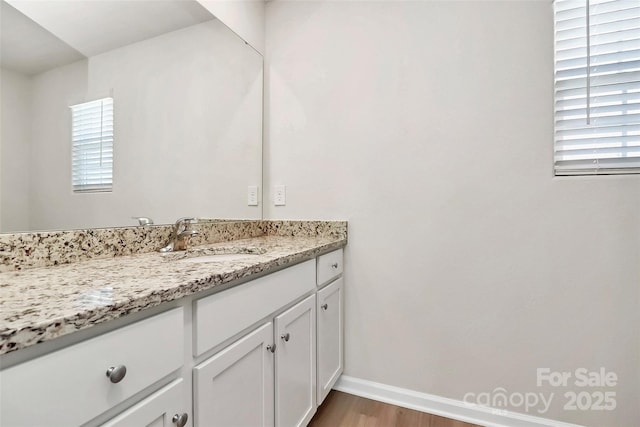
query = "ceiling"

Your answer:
(1, 0), (214, 76)
(1, 1), (84, 76)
